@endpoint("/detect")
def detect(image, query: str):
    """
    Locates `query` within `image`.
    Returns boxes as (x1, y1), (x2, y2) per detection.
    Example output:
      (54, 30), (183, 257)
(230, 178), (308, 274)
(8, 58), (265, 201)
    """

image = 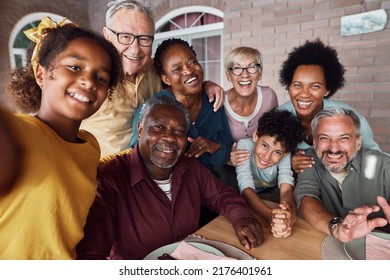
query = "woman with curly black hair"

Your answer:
(130, 38), (233, 178)
(278, 38), (380, 173)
